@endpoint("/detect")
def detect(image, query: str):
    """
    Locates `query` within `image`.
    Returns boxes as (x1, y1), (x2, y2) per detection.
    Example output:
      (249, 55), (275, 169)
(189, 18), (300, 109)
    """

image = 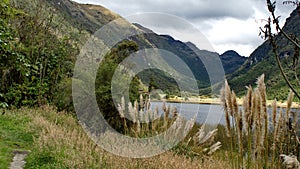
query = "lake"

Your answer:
(151, 102), (300, 125)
